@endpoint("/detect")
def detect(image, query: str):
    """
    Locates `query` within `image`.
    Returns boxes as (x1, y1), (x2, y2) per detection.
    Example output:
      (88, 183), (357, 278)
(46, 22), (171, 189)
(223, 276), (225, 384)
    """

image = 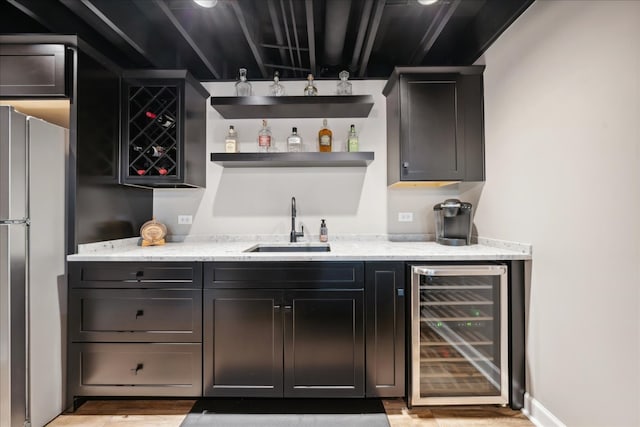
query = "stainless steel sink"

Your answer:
(244, 243), (331, 253)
